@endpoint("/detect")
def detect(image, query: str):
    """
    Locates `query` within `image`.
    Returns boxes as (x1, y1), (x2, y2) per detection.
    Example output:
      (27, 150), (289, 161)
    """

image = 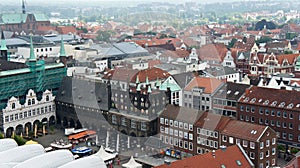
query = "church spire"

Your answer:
(1, 31), (7, 51)
(1, 31), (8, 61)
(29, 36), (36, 61)
(22, 0), (26, 14)
(59, 36), (66, 57)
